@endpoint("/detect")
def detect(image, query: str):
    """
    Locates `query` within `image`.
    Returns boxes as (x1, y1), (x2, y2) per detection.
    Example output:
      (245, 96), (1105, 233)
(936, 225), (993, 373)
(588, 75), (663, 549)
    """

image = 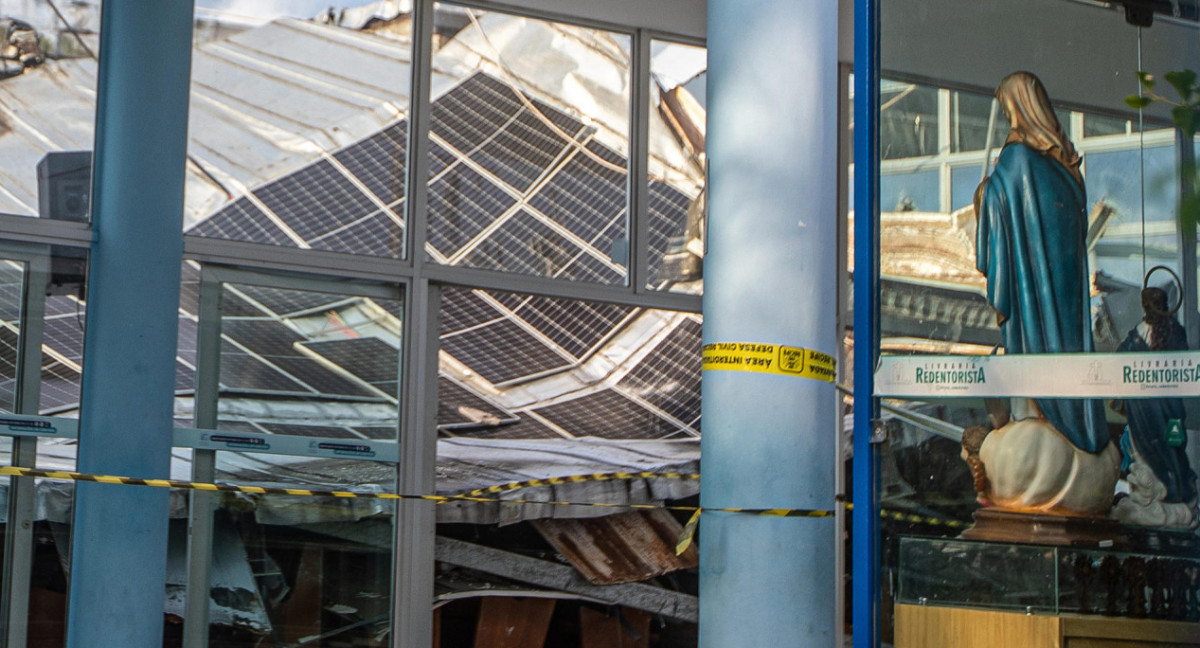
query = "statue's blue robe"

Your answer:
(976, 143), (1109, 453)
